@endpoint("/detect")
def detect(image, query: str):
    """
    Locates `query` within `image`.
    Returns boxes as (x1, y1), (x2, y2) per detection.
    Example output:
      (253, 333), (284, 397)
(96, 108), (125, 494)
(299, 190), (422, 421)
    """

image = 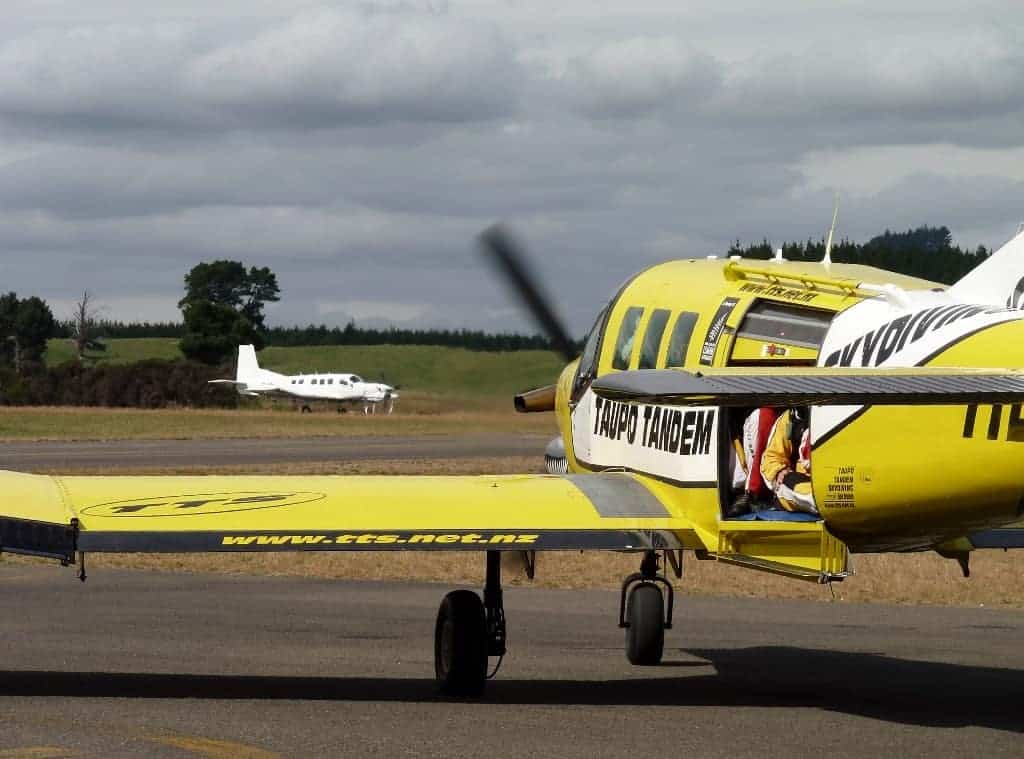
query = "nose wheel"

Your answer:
(434, 551), (507, 696)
